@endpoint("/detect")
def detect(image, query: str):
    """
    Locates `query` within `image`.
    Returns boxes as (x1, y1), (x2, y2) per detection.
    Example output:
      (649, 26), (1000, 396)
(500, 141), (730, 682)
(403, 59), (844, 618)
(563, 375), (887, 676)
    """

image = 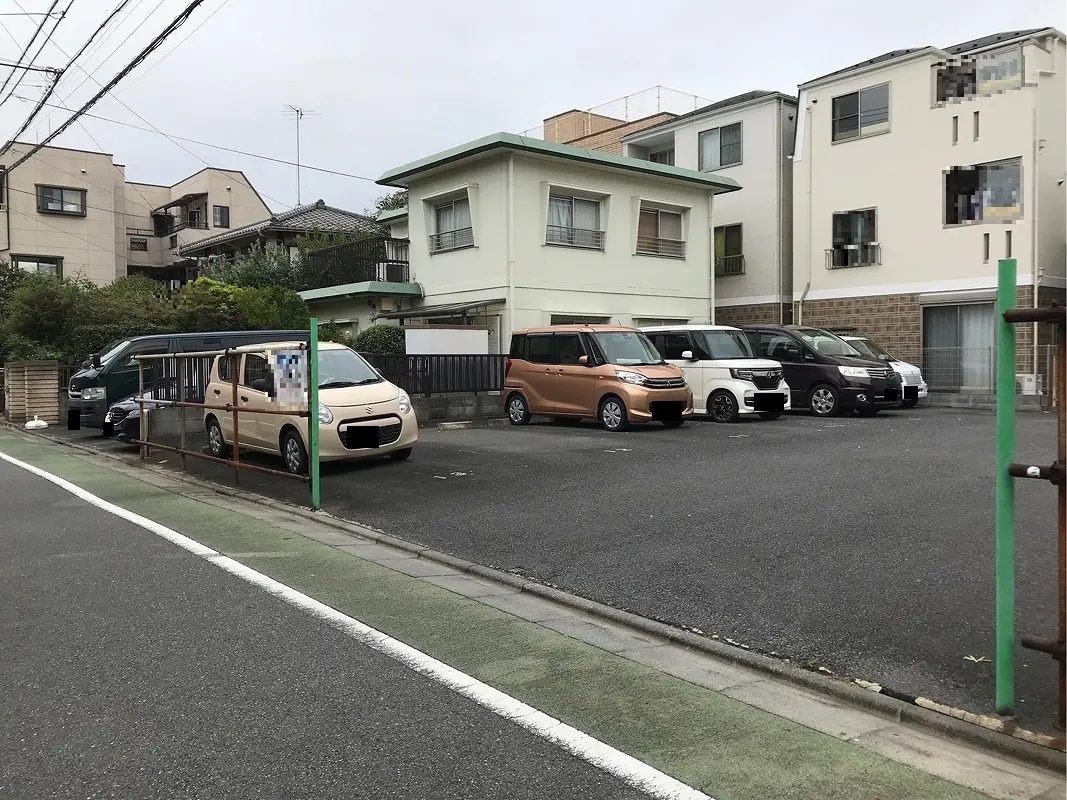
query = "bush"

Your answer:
(353, 324), (405, 354)
(317, 322), (354, 349)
